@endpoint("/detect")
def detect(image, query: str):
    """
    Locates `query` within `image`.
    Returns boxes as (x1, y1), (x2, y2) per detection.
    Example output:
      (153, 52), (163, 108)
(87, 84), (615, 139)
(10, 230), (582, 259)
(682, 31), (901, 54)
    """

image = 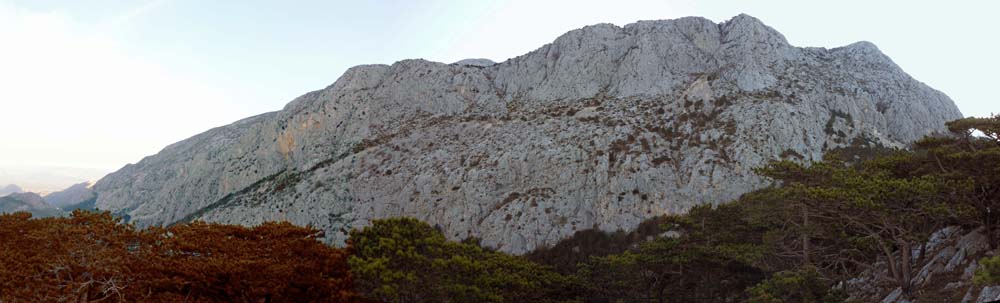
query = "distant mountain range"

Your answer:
(0, 166), (107, 194)
(0, 192), (62, 218)
(0, 184), (23, 197)
(43, 182), (96, 208)
(0, 182), (97, 217)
